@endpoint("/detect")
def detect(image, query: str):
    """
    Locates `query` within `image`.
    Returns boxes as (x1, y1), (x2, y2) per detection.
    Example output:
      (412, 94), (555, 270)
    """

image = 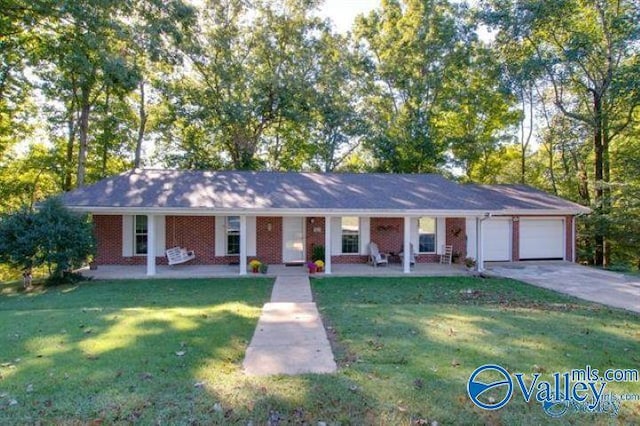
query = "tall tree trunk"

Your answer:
(64, 116), (76, 191)
(520, 86), (534, 184)
(134, 80), (147, 169)
(76, 87), (91, 187)
(593, 92), (604, 266)
(101, 90), (111, 178)
(602, 123), (611, 268)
